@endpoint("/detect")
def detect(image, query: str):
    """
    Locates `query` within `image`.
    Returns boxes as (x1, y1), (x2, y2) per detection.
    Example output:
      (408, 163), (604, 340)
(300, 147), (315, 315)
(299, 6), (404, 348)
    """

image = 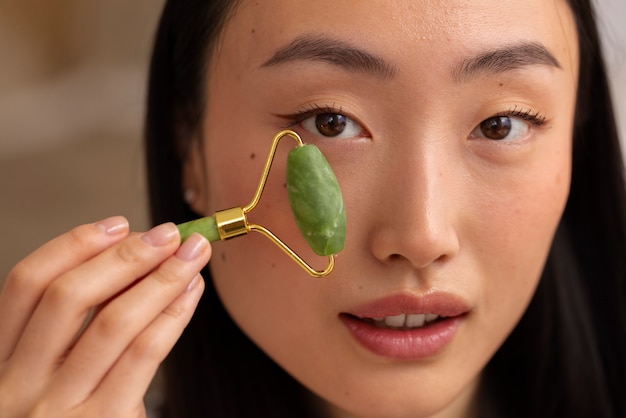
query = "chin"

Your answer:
(312, 376), (479, 418)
